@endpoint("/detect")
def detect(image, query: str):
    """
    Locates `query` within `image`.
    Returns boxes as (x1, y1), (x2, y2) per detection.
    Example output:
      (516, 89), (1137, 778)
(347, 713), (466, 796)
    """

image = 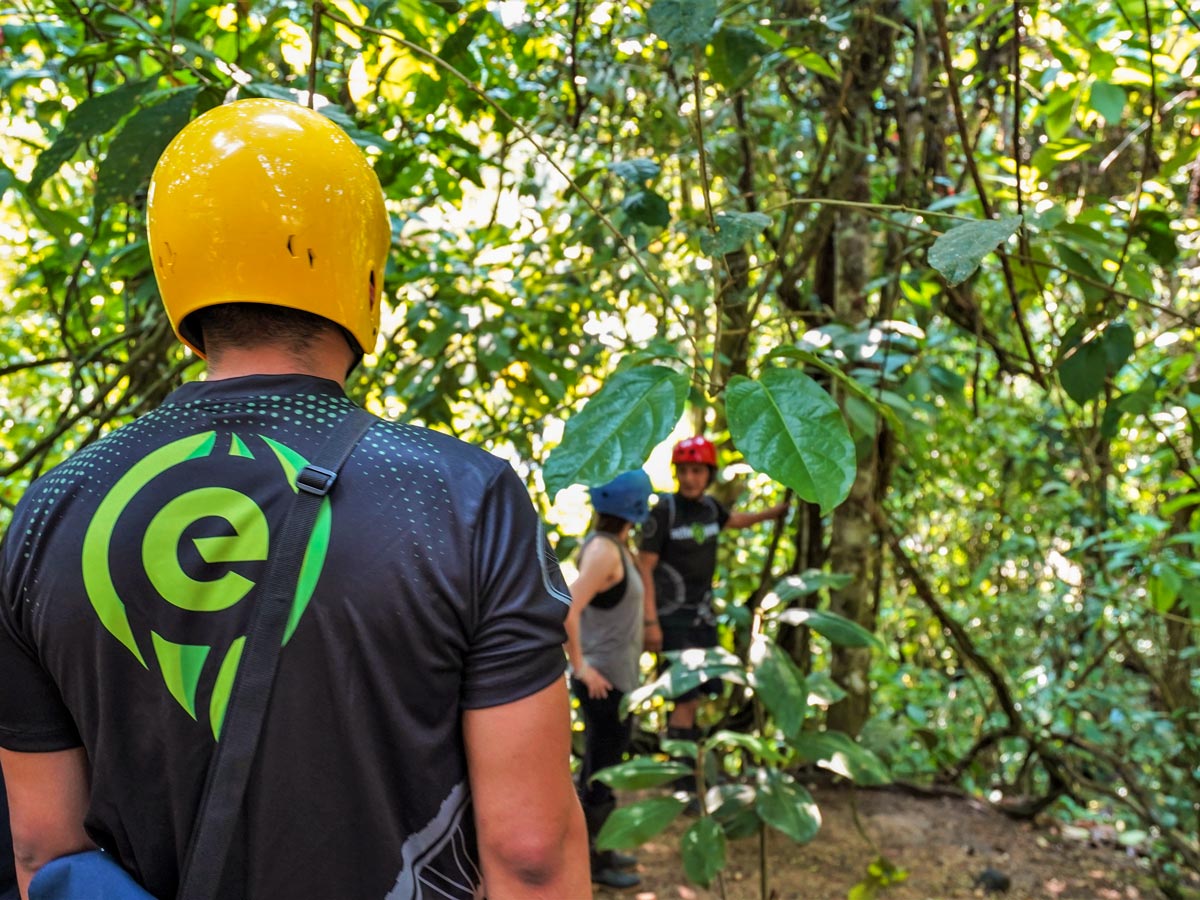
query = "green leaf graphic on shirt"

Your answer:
(210, 636), (245, 740)
(82, 431), (334, 738)
(151, 631), (210, 719)
(82, 431), (217, 667)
